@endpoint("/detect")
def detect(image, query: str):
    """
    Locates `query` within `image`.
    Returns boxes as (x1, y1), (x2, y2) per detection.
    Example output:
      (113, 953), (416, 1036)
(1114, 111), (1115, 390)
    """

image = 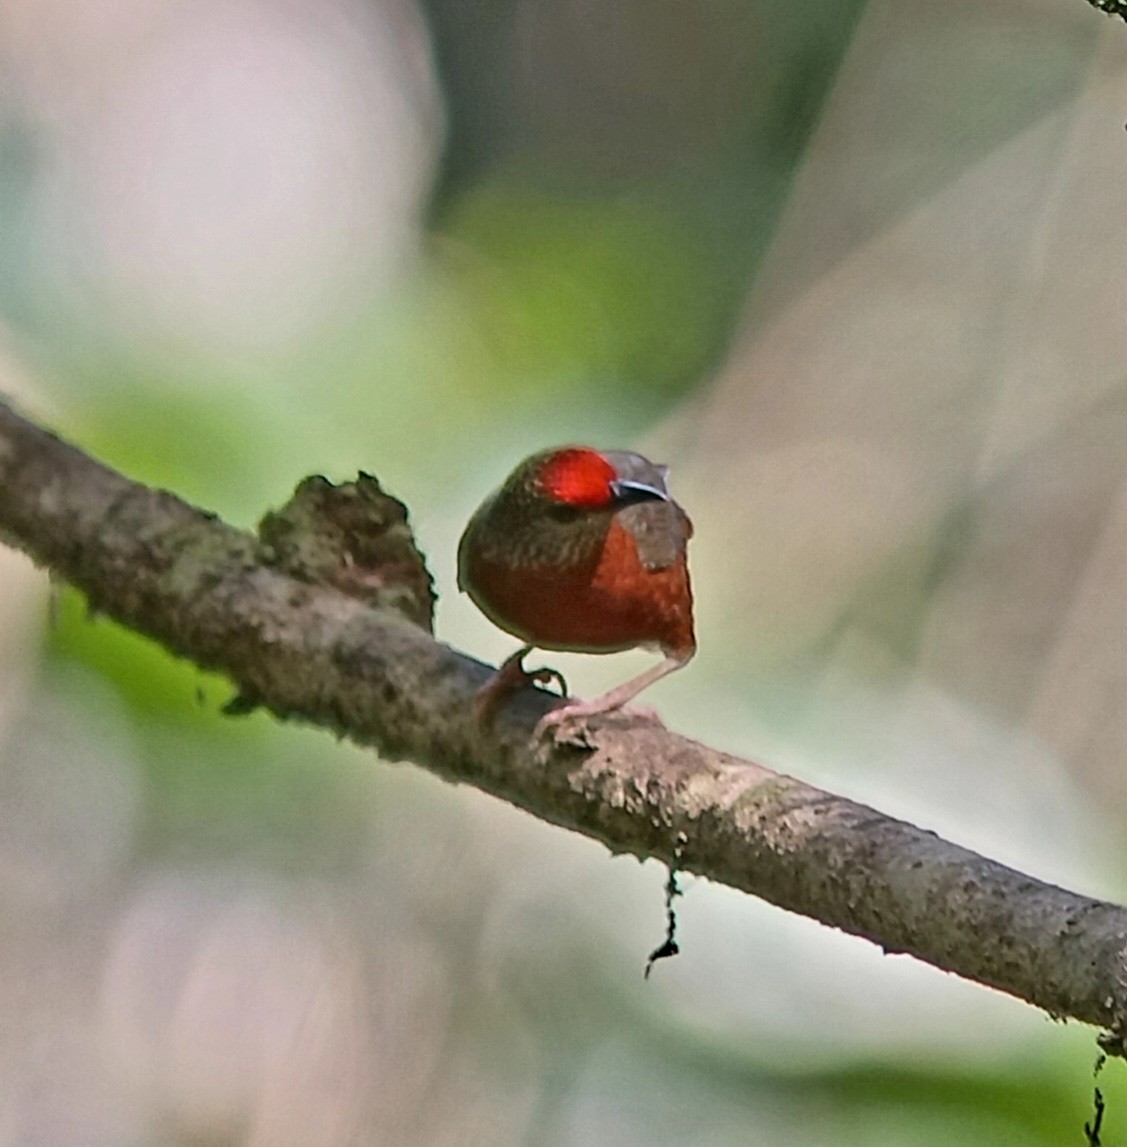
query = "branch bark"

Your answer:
(1091, 0), (1127, 20)
(2, 397), (1126, 1047)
